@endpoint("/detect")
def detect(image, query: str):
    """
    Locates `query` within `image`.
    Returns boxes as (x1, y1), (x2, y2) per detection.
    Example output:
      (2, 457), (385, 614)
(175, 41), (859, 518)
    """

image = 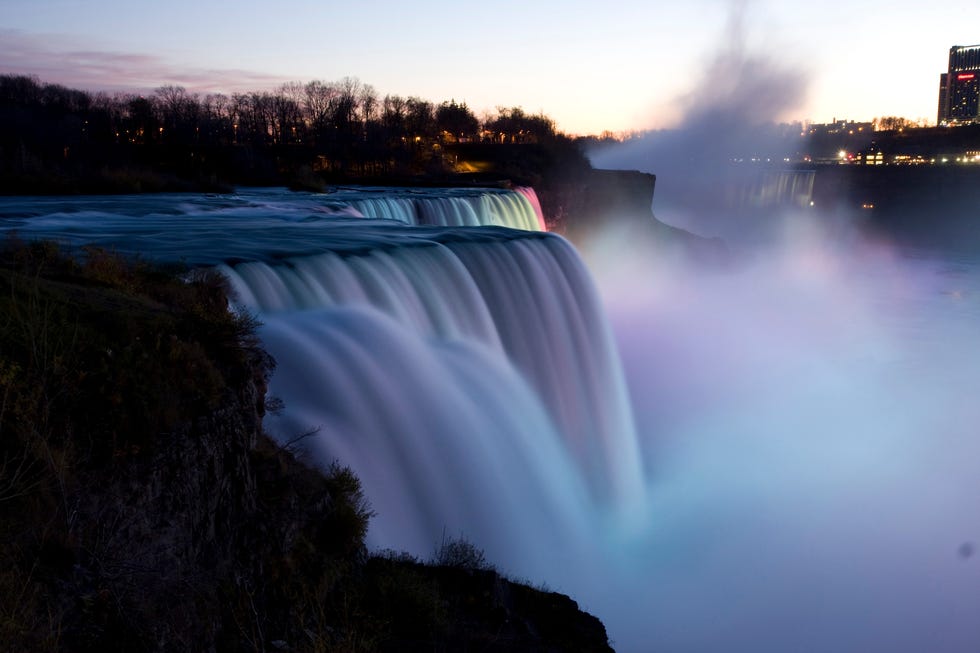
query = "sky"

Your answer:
(3, 0), (980, 135)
